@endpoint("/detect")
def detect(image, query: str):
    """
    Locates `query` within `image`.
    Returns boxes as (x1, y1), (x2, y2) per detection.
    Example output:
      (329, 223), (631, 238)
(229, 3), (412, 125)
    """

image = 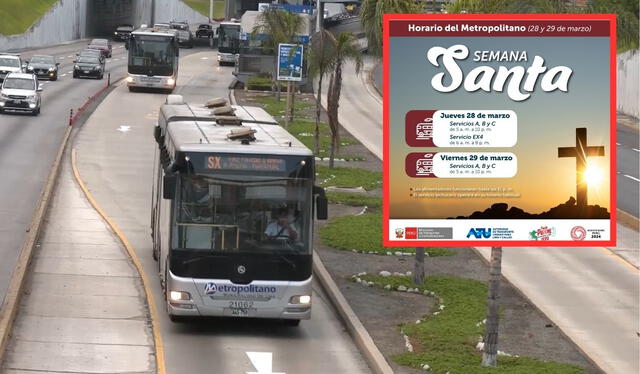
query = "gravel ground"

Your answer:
(235, 88), (602, 374)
